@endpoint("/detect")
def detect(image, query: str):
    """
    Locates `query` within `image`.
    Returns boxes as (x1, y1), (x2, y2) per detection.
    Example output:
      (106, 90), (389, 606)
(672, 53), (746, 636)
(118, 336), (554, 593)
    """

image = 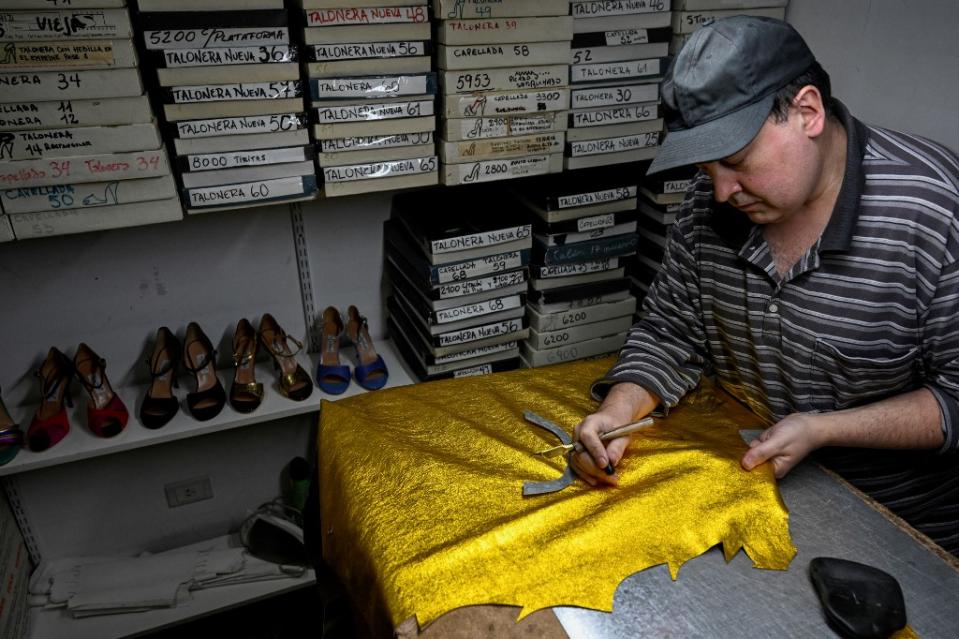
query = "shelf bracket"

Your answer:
(2, 476), (42, 566)
(290, 202), (320, 353)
